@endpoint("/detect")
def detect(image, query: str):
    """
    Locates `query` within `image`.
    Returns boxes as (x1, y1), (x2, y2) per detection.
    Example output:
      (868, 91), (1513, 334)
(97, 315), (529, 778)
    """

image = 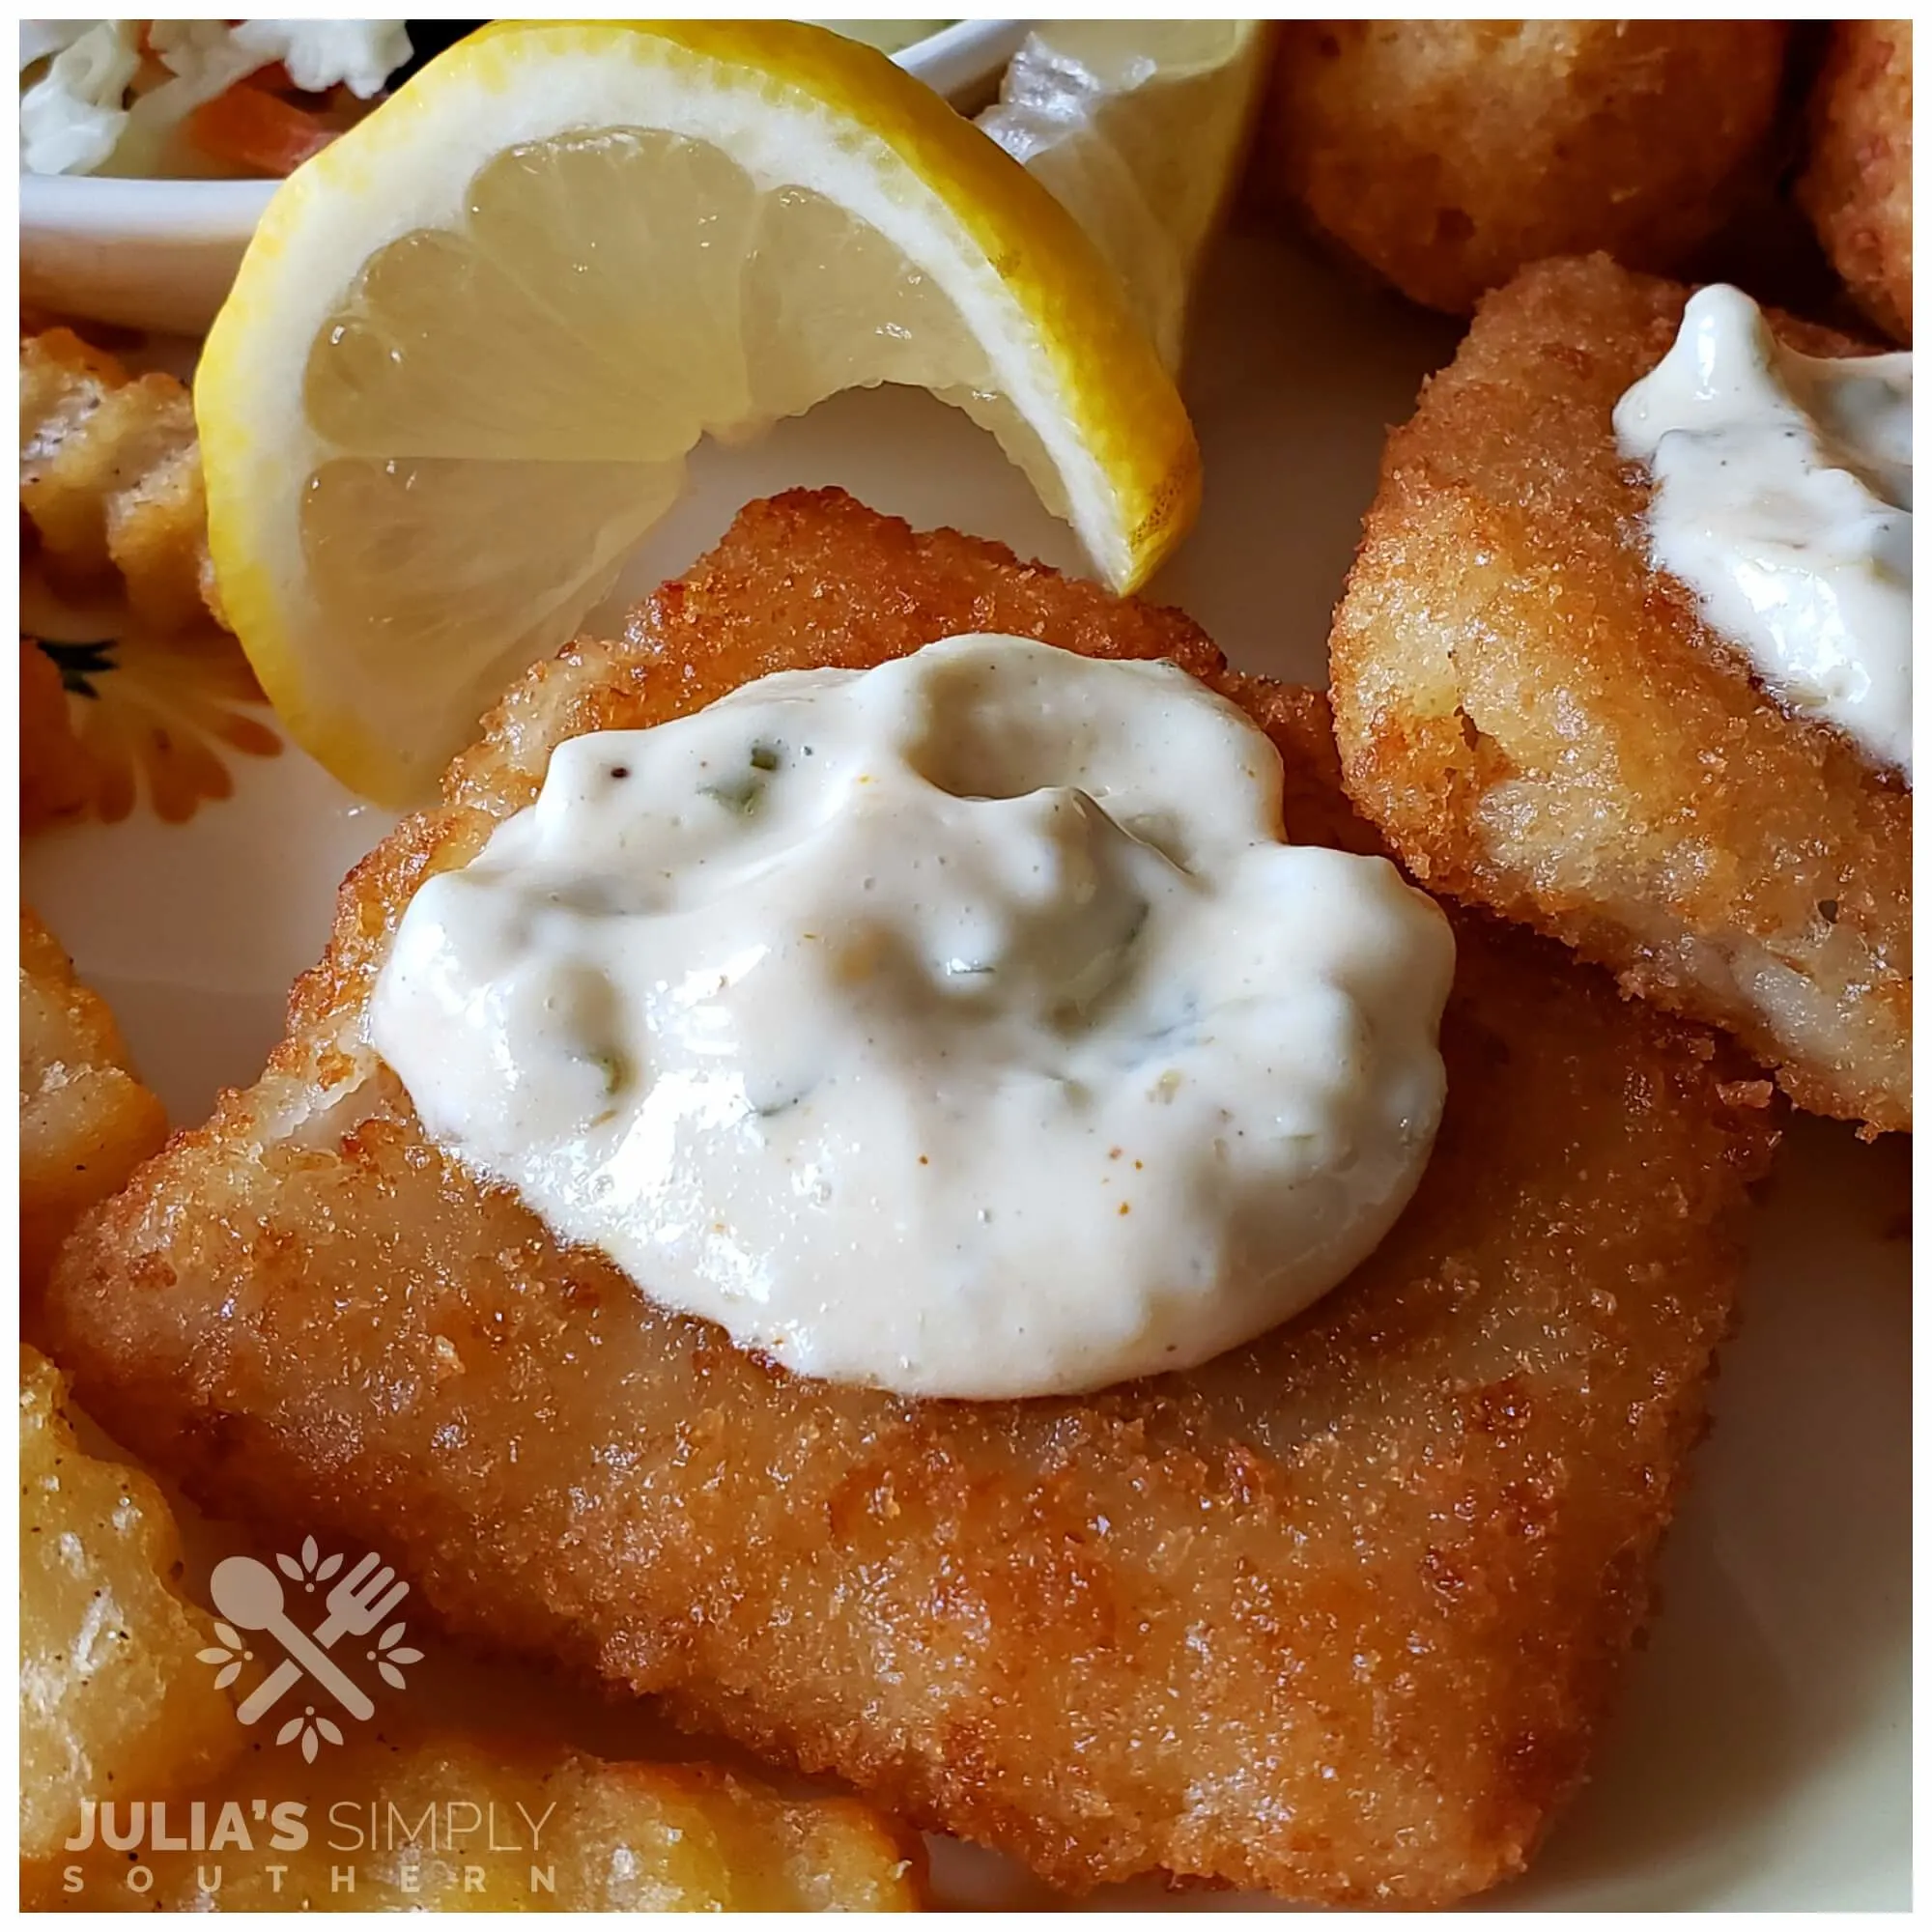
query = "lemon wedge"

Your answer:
(980, 23), (1273, 370)
(196, 19), (1199, 805)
